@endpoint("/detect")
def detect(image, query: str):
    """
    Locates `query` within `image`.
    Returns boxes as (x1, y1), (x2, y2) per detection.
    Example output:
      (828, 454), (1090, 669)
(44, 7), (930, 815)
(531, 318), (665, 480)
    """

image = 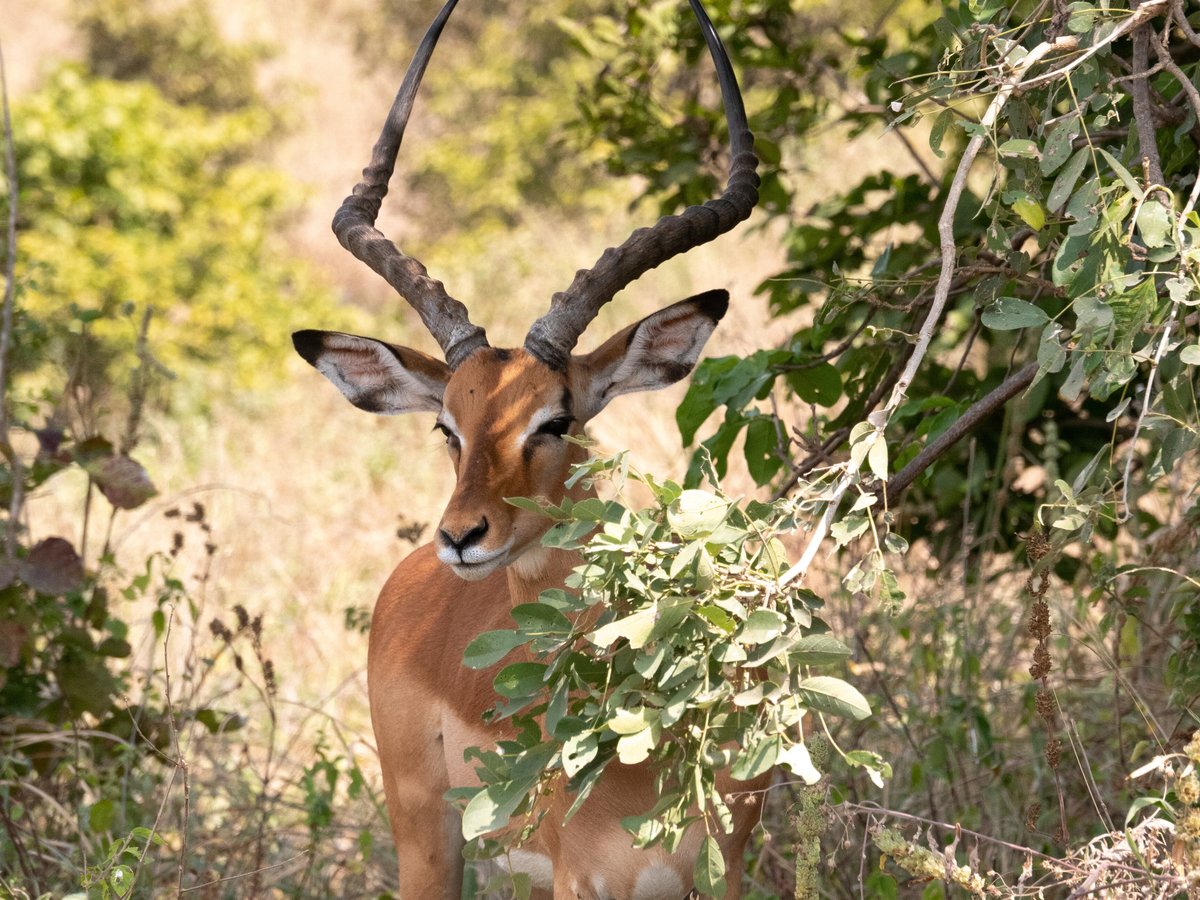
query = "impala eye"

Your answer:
(536, 416), (573, 439)
(434, 422), (460, 449)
